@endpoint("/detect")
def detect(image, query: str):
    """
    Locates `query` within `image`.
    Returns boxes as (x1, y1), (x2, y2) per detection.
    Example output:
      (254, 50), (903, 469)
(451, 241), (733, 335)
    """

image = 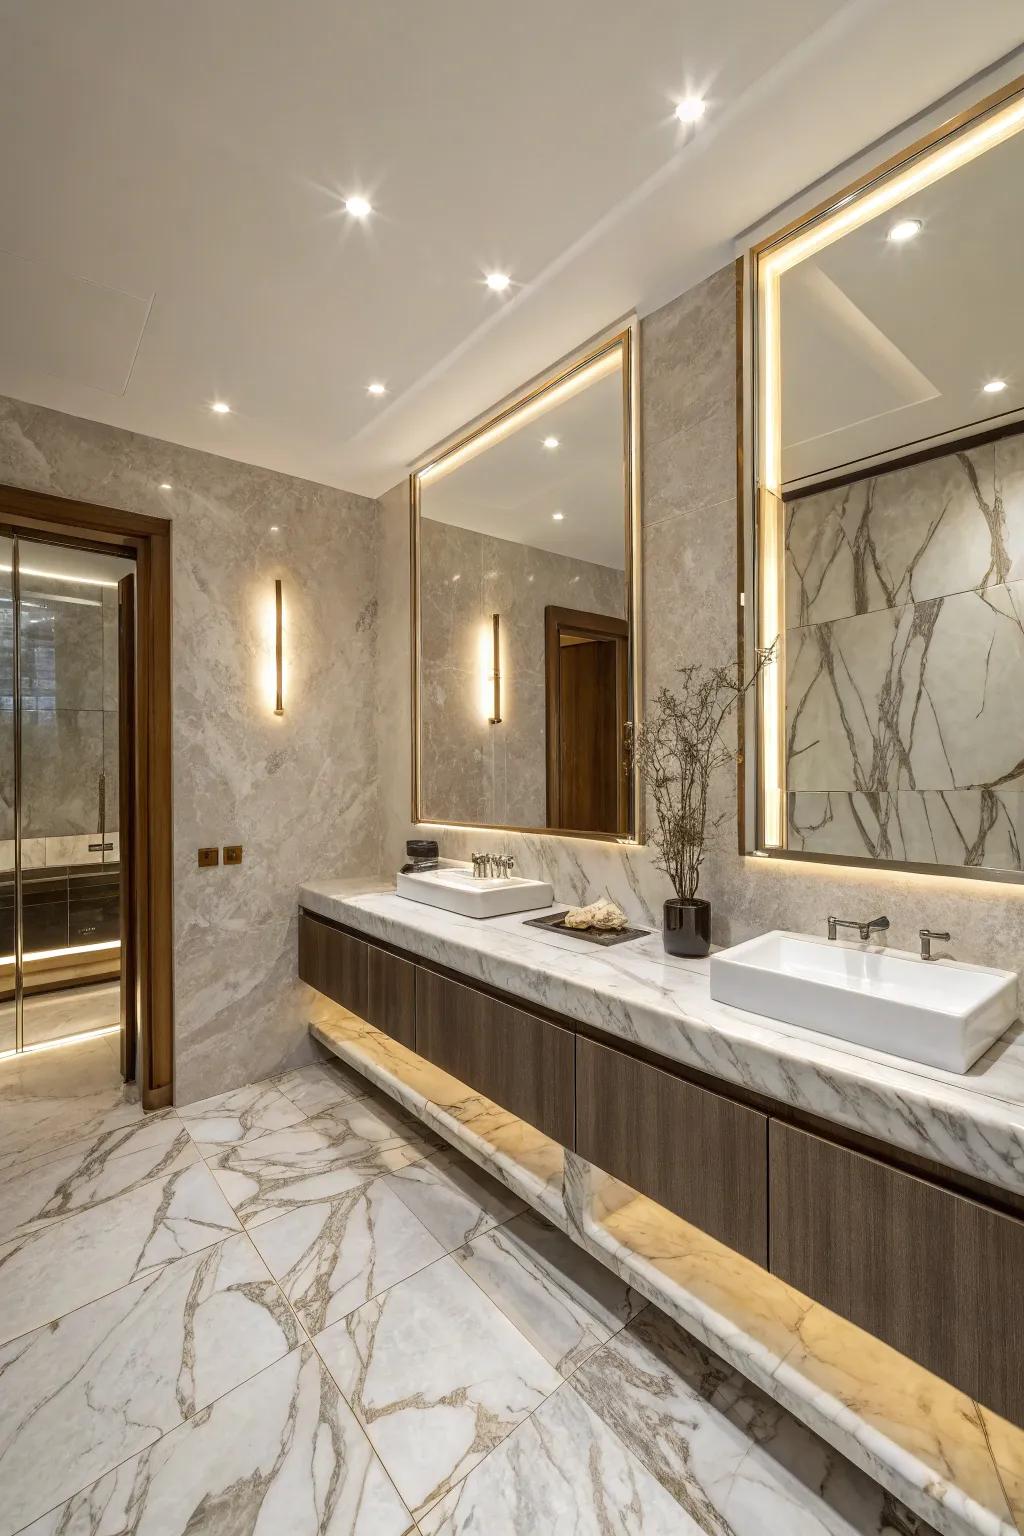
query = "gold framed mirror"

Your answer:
(411, 321), (642, 841)
(746, 74), (1024, 882)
